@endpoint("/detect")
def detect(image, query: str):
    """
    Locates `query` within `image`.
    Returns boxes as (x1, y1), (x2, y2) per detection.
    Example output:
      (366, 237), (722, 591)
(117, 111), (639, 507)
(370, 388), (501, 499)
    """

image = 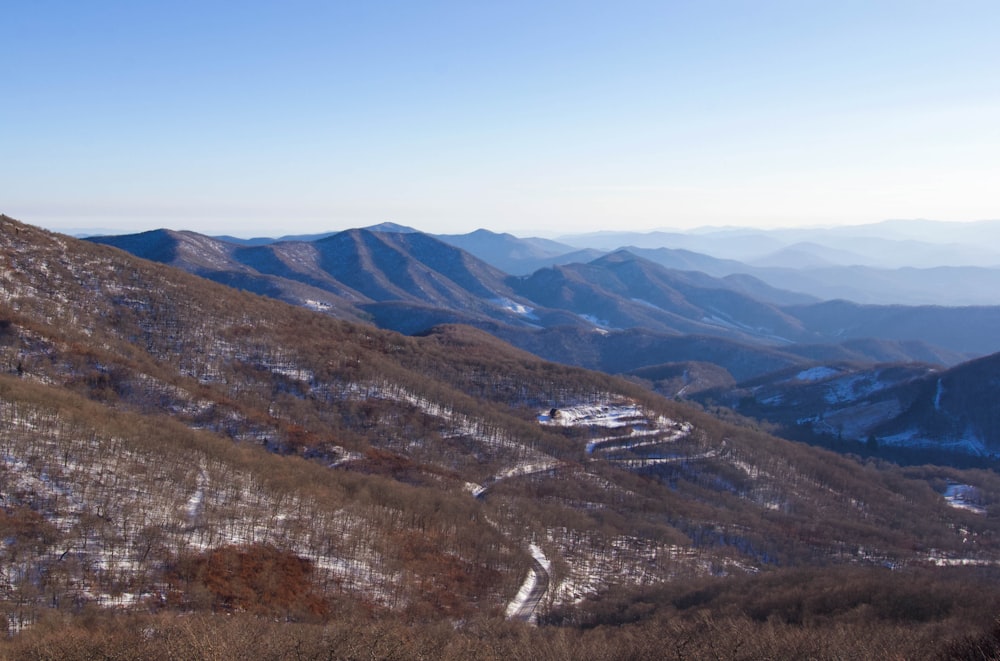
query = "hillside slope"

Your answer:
(0, 218), (1000, 656)
(702, 351), (1000, 462)
(6, 214), (1000, 635)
